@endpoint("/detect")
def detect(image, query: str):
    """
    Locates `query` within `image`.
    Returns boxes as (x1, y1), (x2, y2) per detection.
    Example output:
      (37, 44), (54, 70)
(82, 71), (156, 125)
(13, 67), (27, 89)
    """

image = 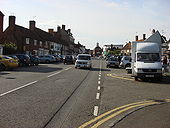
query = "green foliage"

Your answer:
(3, 42), (17, 55)
(108, 49), (121, 56)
